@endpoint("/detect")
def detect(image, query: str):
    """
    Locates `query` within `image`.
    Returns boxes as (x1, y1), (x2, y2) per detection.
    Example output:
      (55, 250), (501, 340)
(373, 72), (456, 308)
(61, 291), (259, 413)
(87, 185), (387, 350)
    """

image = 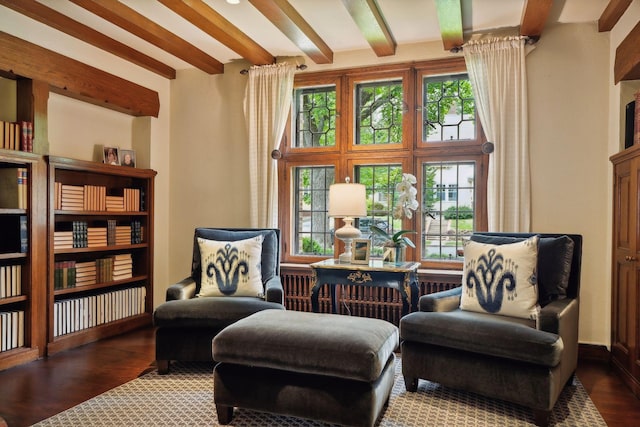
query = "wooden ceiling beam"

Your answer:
(614, 20), (640, 83)
(69, 0), (223, 74)
(0, 31), (159, 117)
(434, 0), (463, 52)
(341, 0), (396, 57)
(598, 0), (633, 32)
(520, 0), (553, 40)
(0, 0), (176, 79)
(159, 0), (274, 66)
(249, 0), (332, 64)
